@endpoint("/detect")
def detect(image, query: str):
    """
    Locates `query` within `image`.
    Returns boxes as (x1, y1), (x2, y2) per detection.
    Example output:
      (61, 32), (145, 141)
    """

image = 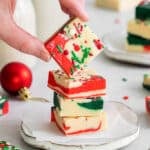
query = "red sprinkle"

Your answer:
(93, 39), (103, 50)
(89, 53), (93, 56)
(73, 43), (80, 51)
(123, 96), (129, 101)
(63, 50), (69, 55)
